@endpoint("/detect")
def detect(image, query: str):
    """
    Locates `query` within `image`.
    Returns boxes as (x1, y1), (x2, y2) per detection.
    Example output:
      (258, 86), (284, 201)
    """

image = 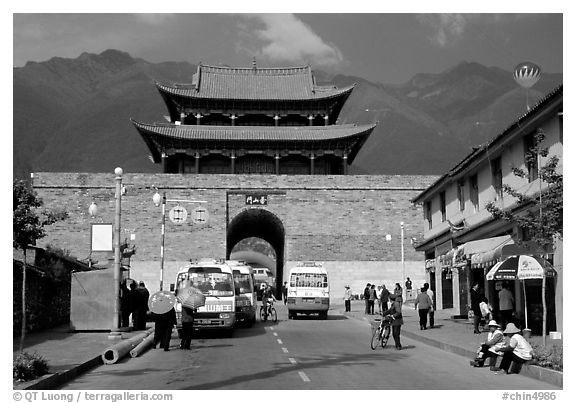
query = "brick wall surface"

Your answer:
(13, 261), (71, 336)
(32, 173), (438, 298)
